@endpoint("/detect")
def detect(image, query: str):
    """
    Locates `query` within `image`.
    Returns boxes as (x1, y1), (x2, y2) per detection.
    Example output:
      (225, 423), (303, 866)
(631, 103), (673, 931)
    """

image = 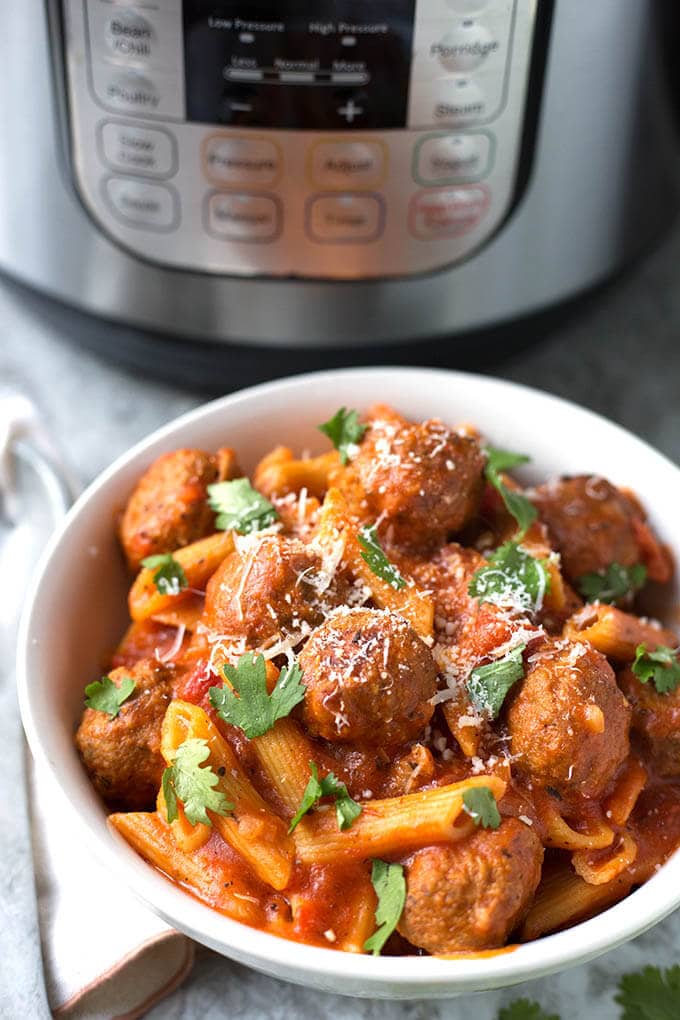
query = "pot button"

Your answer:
(310, 141), (387, 190)
(203, 136), (282, 188)
(409, 186), (490, 239)
(99, 121), (176, 177)
(415, 133), (492, 185)
(103, 176), (179, 231)
(306, 194), (385, 244)
(205, 192), (282, 242)
(433, 21), (499, 73)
